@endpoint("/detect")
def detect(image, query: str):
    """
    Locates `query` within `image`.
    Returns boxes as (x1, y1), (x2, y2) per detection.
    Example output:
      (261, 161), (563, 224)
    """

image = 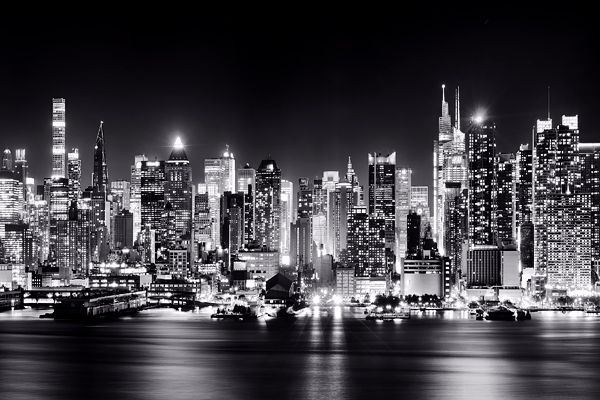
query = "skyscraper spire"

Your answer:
(442, 84), (446, 103)
(92, 120), (108, 192)
(346, 155), (355, 183)
(455, 86), (461, 131)
(438, 84), (452, 142)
